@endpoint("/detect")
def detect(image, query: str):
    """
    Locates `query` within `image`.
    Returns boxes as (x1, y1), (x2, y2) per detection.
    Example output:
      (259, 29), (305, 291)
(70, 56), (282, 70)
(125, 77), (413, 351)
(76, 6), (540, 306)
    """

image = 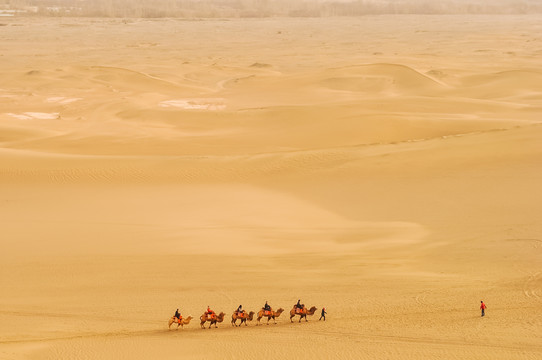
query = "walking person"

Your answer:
(480, 301), (487, 317)
(319, 307), (327, 321)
